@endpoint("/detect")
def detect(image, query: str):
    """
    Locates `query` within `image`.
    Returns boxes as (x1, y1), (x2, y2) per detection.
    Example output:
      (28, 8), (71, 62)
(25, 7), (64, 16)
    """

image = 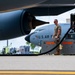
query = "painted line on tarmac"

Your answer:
(0, 71), (75, 74)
